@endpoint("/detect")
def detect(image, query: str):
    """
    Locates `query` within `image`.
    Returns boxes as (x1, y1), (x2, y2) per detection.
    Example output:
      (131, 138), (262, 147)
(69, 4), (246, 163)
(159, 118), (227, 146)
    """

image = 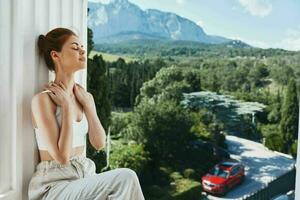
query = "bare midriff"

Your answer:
(39, 145), (85, 161)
